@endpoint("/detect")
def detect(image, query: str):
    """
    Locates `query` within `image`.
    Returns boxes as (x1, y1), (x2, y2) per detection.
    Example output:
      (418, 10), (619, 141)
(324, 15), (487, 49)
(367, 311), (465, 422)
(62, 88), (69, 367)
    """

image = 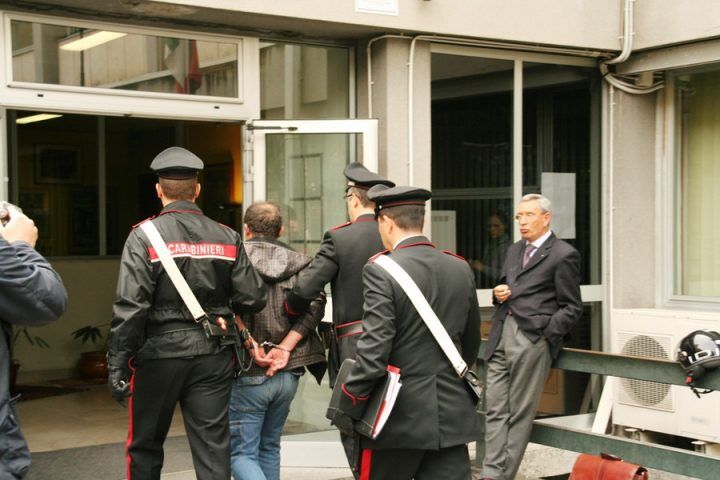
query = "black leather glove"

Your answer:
(108, 368), (131, 406)
(330, 411), (356, 437)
